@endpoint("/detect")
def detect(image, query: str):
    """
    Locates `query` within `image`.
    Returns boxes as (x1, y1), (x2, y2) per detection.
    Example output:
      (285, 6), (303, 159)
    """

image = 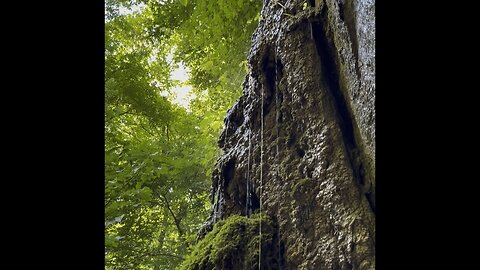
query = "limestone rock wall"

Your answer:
(208, 0), (375, 269)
